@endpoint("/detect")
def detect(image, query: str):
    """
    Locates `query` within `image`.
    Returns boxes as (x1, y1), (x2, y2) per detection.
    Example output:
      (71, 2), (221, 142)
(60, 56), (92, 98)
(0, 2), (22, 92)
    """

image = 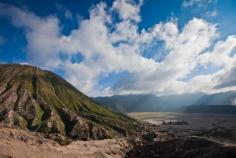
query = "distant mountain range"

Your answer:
(94, 92), (236, 114)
